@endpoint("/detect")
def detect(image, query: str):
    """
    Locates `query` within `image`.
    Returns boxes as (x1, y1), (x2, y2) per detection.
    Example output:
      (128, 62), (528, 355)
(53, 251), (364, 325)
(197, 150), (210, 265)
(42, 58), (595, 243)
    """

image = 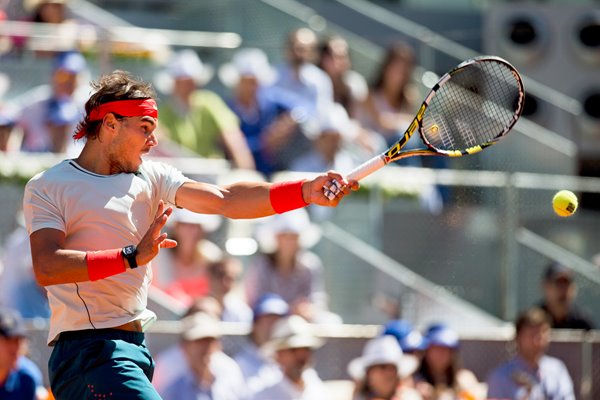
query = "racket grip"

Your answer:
(322, 155), (387, 200)
(347, 155), (387, 182)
